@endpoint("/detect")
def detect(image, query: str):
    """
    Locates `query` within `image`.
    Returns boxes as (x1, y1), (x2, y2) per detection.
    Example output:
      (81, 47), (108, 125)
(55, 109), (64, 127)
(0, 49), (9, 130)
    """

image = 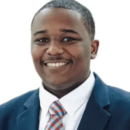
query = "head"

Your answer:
(31, 0), (99, 94)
